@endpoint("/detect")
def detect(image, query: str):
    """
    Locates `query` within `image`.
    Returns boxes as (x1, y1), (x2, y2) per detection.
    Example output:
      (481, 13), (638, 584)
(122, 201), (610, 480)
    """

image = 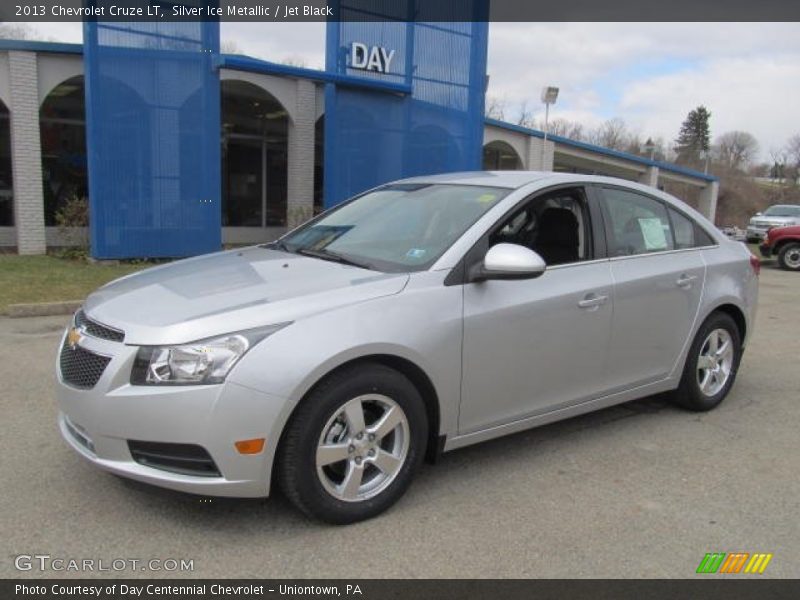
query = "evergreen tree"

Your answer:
(675, 106), (711, 167)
